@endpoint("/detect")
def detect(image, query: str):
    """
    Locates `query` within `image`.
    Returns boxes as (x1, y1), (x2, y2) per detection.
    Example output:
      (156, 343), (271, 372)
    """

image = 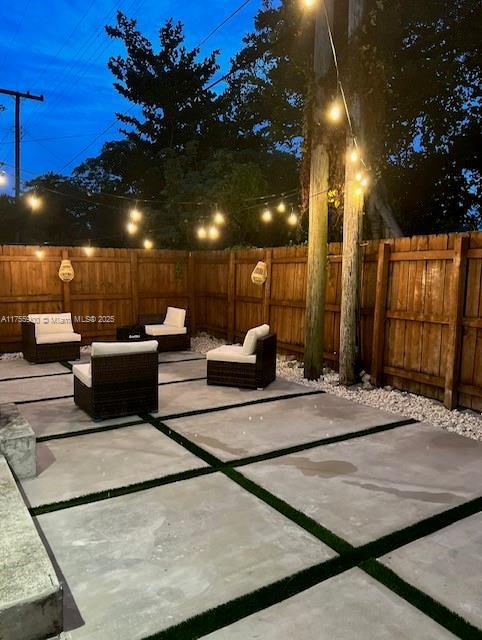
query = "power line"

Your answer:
(196, 0), (253, 49)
